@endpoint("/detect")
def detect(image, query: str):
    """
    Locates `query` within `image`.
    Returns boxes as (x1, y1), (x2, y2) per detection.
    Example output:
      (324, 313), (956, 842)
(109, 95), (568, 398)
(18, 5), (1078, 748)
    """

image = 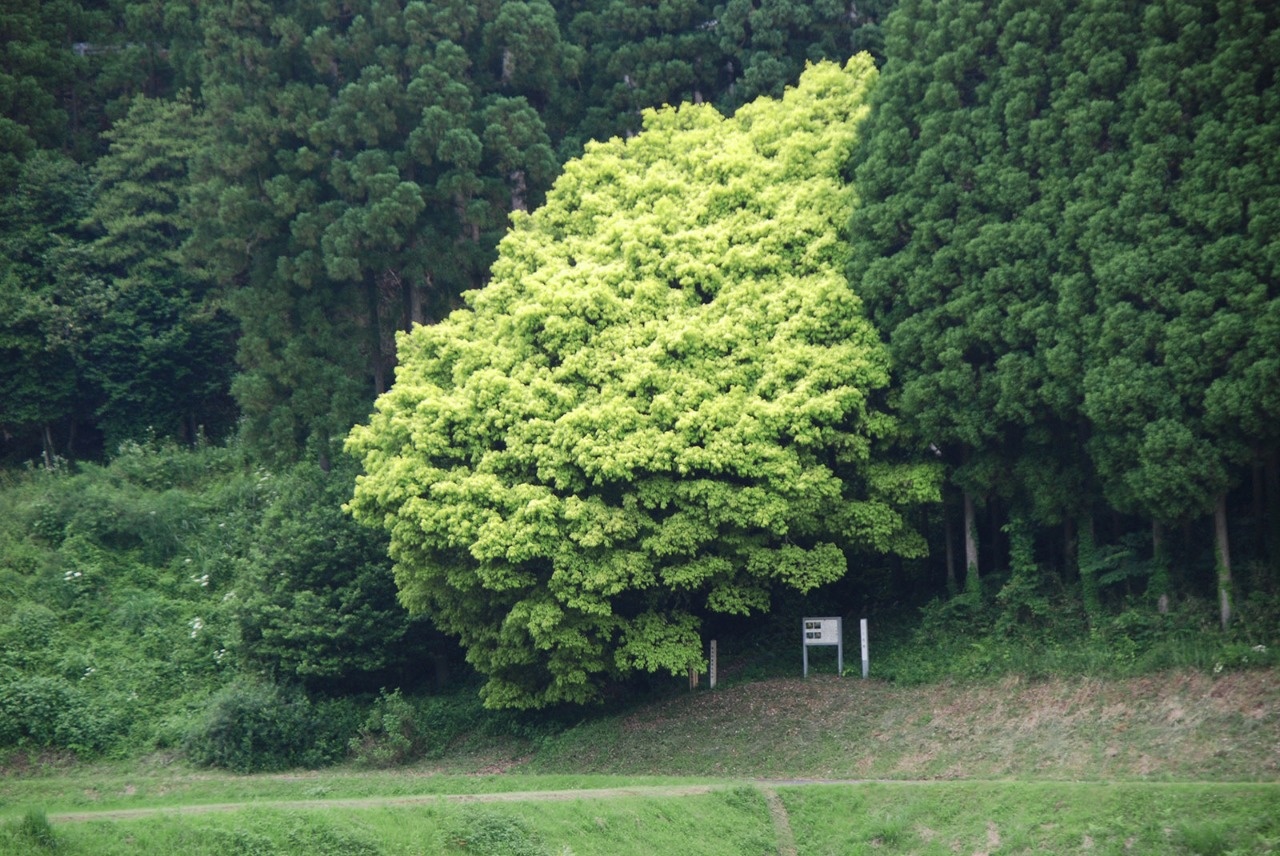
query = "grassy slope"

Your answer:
(2, 669), (1278, 854)
(525, 668), (1280, 782)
